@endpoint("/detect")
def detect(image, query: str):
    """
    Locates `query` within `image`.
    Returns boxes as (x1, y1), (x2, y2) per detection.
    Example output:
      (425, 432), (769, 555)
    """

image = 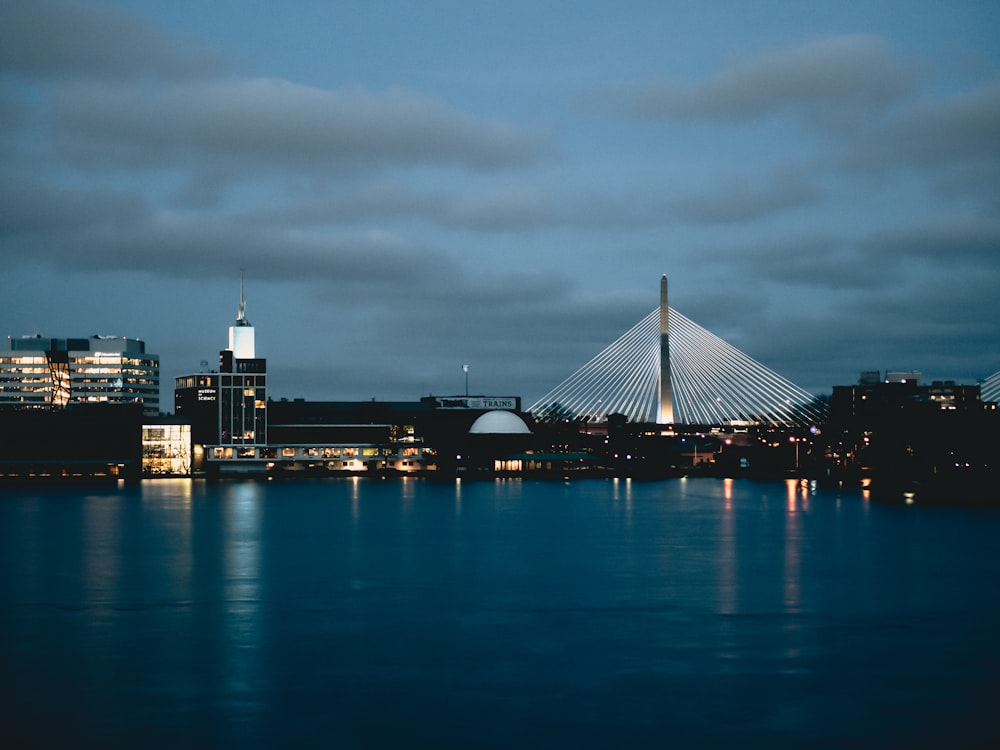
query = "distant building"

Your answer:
(1, 335), (159, 416)
(829, 372), (985, 422)
(0, 402), (145, 484)
(824, 371), (996, 496)
(141, 418), (193, 477)
(173, 278), (532, 477)
(174, 278), (266, 473)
